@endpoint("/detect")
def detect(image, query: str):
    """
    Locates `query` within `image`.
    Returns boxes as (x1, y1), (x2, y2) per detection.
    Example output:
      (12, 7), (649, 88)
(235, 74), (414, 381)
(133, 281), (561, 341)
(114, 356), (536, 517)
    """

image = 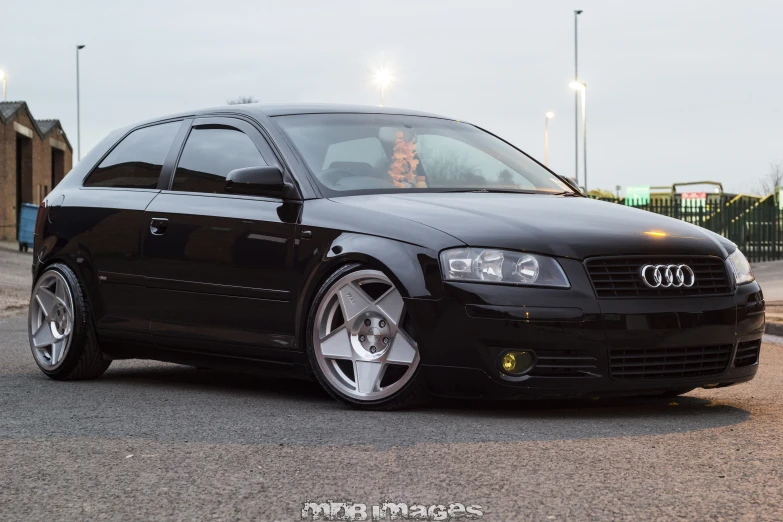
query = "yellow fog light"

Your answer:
(499, 351), (534, 375)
